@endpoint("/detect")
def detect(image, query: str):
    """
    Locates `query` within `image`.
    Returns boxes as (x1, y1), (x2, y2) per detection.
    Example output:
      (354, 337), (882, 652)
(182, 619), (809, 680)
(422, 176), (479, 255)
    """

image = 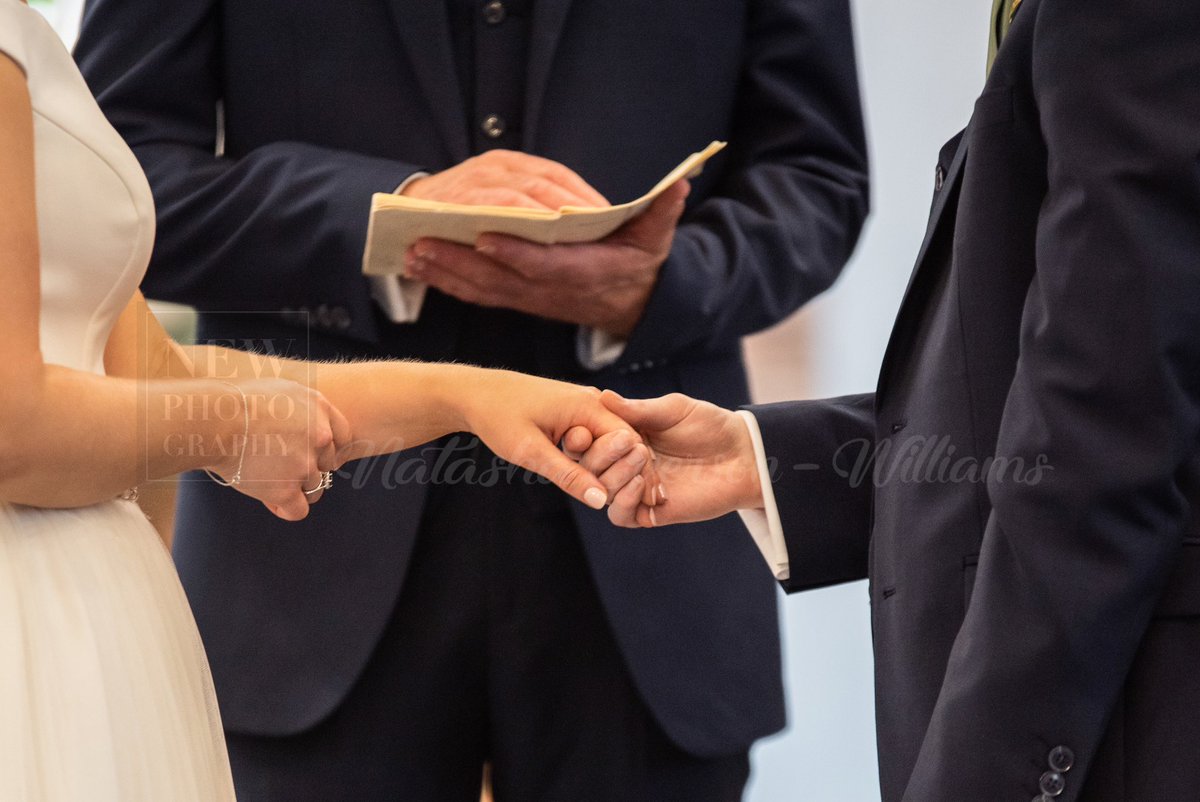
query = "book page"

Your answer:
(362, 141), (726, 277)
